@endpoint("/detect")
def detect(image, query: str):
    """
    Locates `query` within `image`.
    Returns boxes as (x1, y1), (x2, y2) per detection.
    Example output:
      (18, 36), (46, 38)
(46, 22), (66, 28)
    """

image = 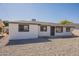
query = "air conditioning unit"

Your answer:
(32, 19), (36, 21)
